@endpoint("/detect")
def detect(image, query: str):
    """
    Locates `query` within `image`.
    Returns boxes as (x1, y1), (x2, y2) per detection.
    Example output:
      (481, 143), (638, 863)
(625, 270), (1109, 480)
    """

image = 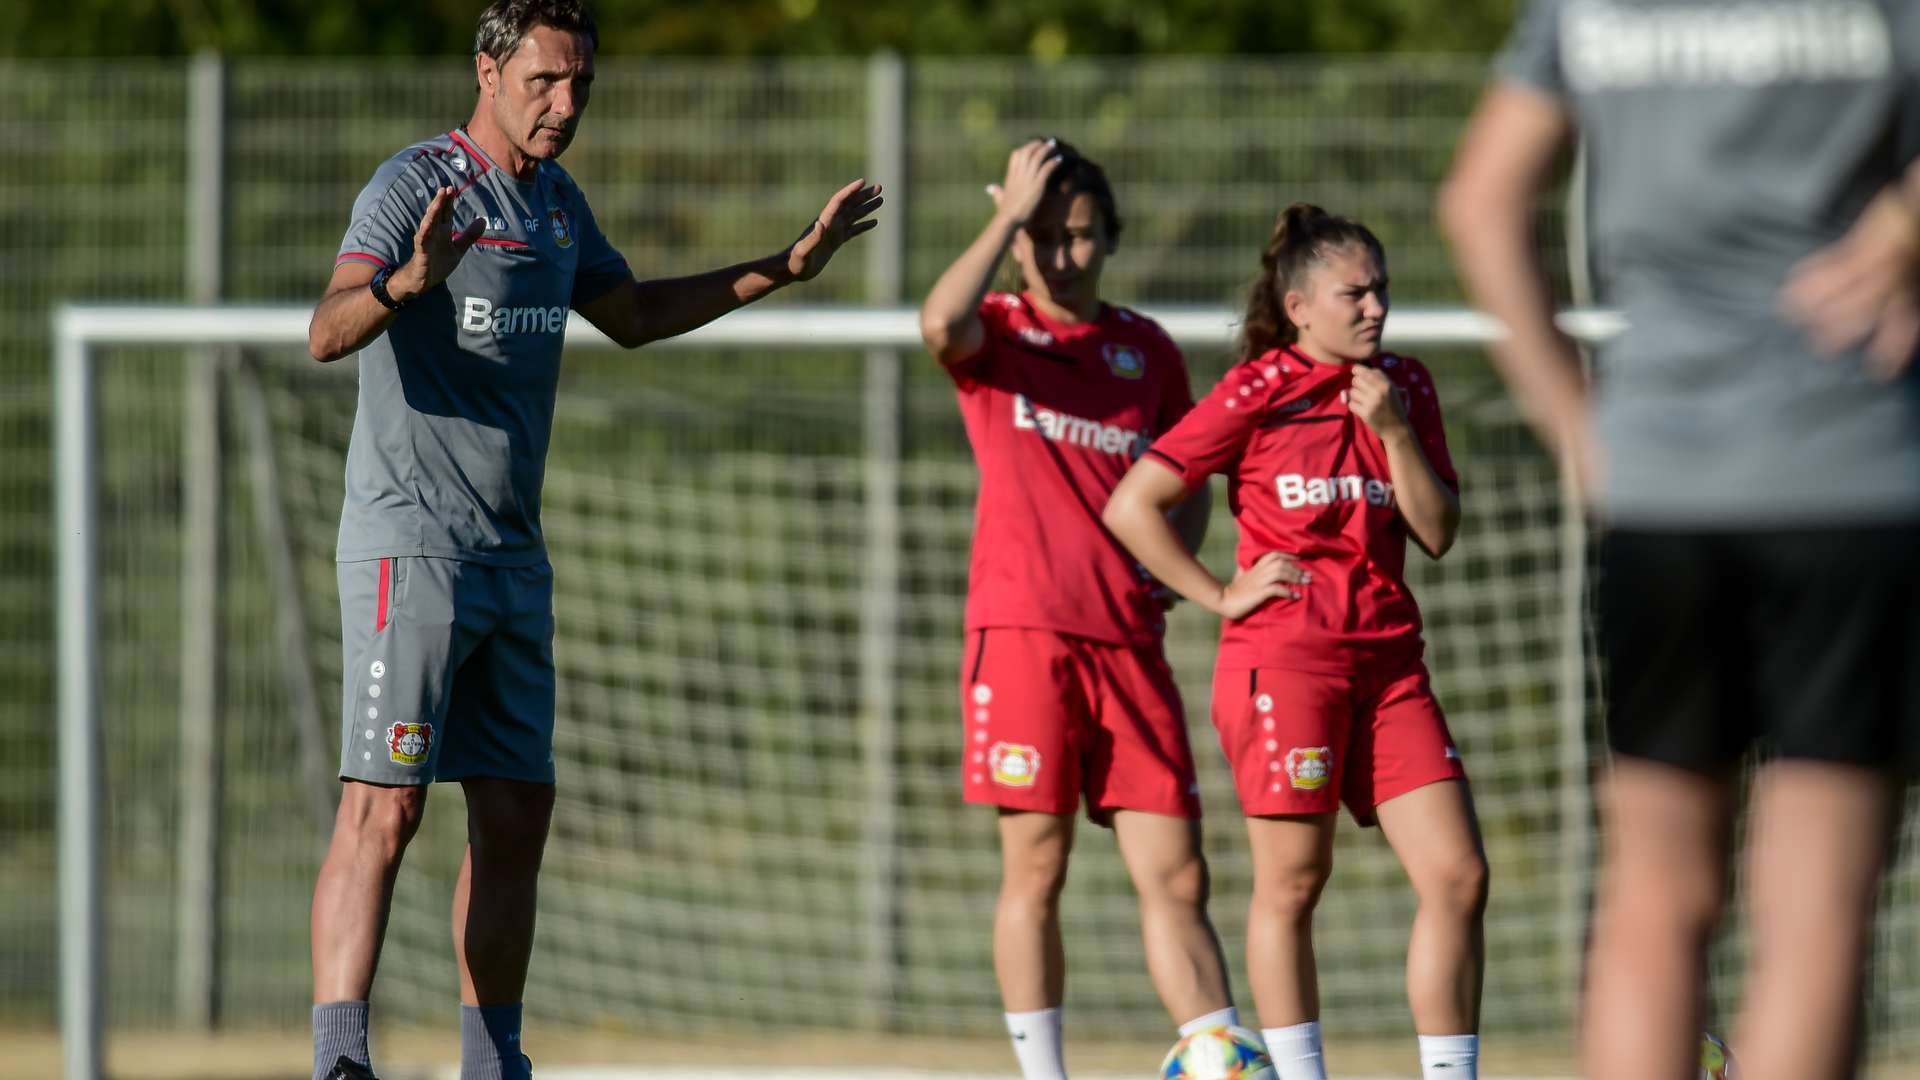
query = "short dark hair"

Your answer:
(474, 0), (599, 67)
(1037, 137), (1122, 243)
